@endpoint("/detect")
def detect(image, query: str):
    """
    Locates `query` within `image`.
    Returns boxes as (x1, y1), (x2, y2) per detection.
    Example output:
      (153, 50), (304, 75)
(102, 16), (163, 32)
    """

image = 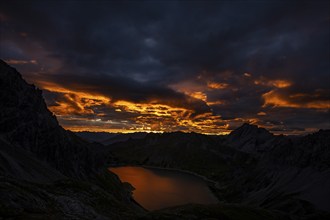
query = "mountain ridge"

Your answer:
(107, 124), (330, 218)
